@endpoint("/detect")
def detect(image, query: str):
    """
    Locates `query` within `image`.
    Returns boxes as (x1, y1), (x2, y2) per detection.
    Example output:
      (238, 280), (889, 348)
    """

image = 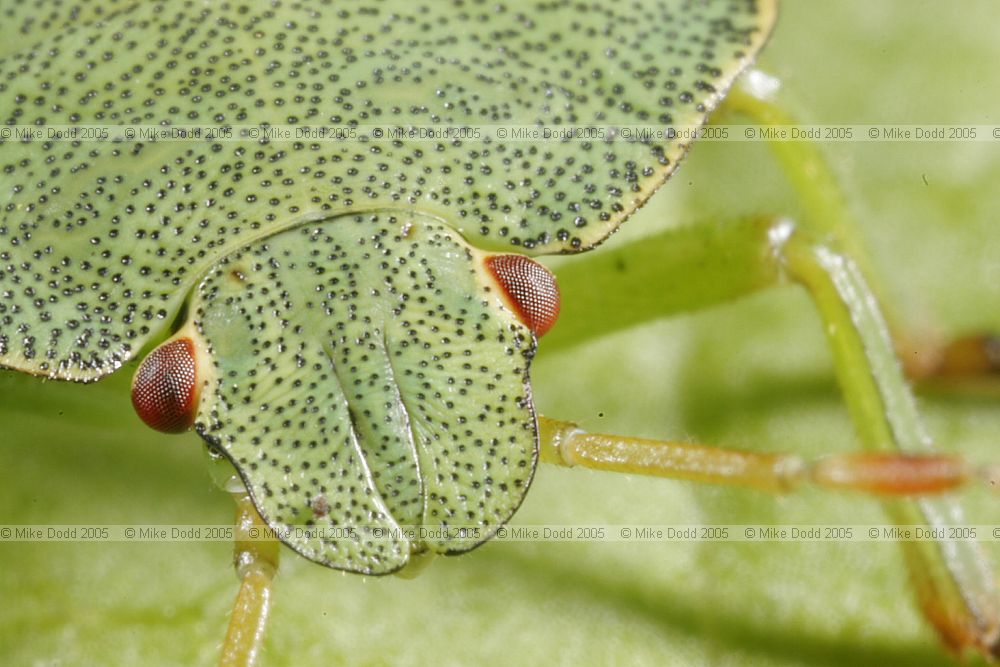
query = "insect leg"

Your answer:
(543, 216), (784, 354)
(219, 491), (280, 667)
(724, 78), (1000, 385)
(898, 334), (1000, 386)
(545, 214), (1000, 656)
(782, 230), (1000, 656)
(538, 416), (985, 497)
